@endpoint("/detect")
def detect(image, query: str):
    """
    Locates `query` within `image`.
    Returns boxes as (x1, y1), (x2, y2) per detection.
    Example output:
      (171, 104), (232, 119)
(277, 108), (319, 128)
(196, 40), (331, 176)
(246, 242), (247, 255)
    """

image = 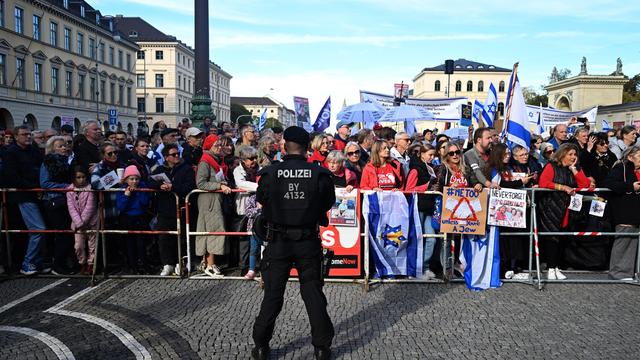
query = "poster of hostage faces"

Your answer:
(487, 188), (527, 228)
